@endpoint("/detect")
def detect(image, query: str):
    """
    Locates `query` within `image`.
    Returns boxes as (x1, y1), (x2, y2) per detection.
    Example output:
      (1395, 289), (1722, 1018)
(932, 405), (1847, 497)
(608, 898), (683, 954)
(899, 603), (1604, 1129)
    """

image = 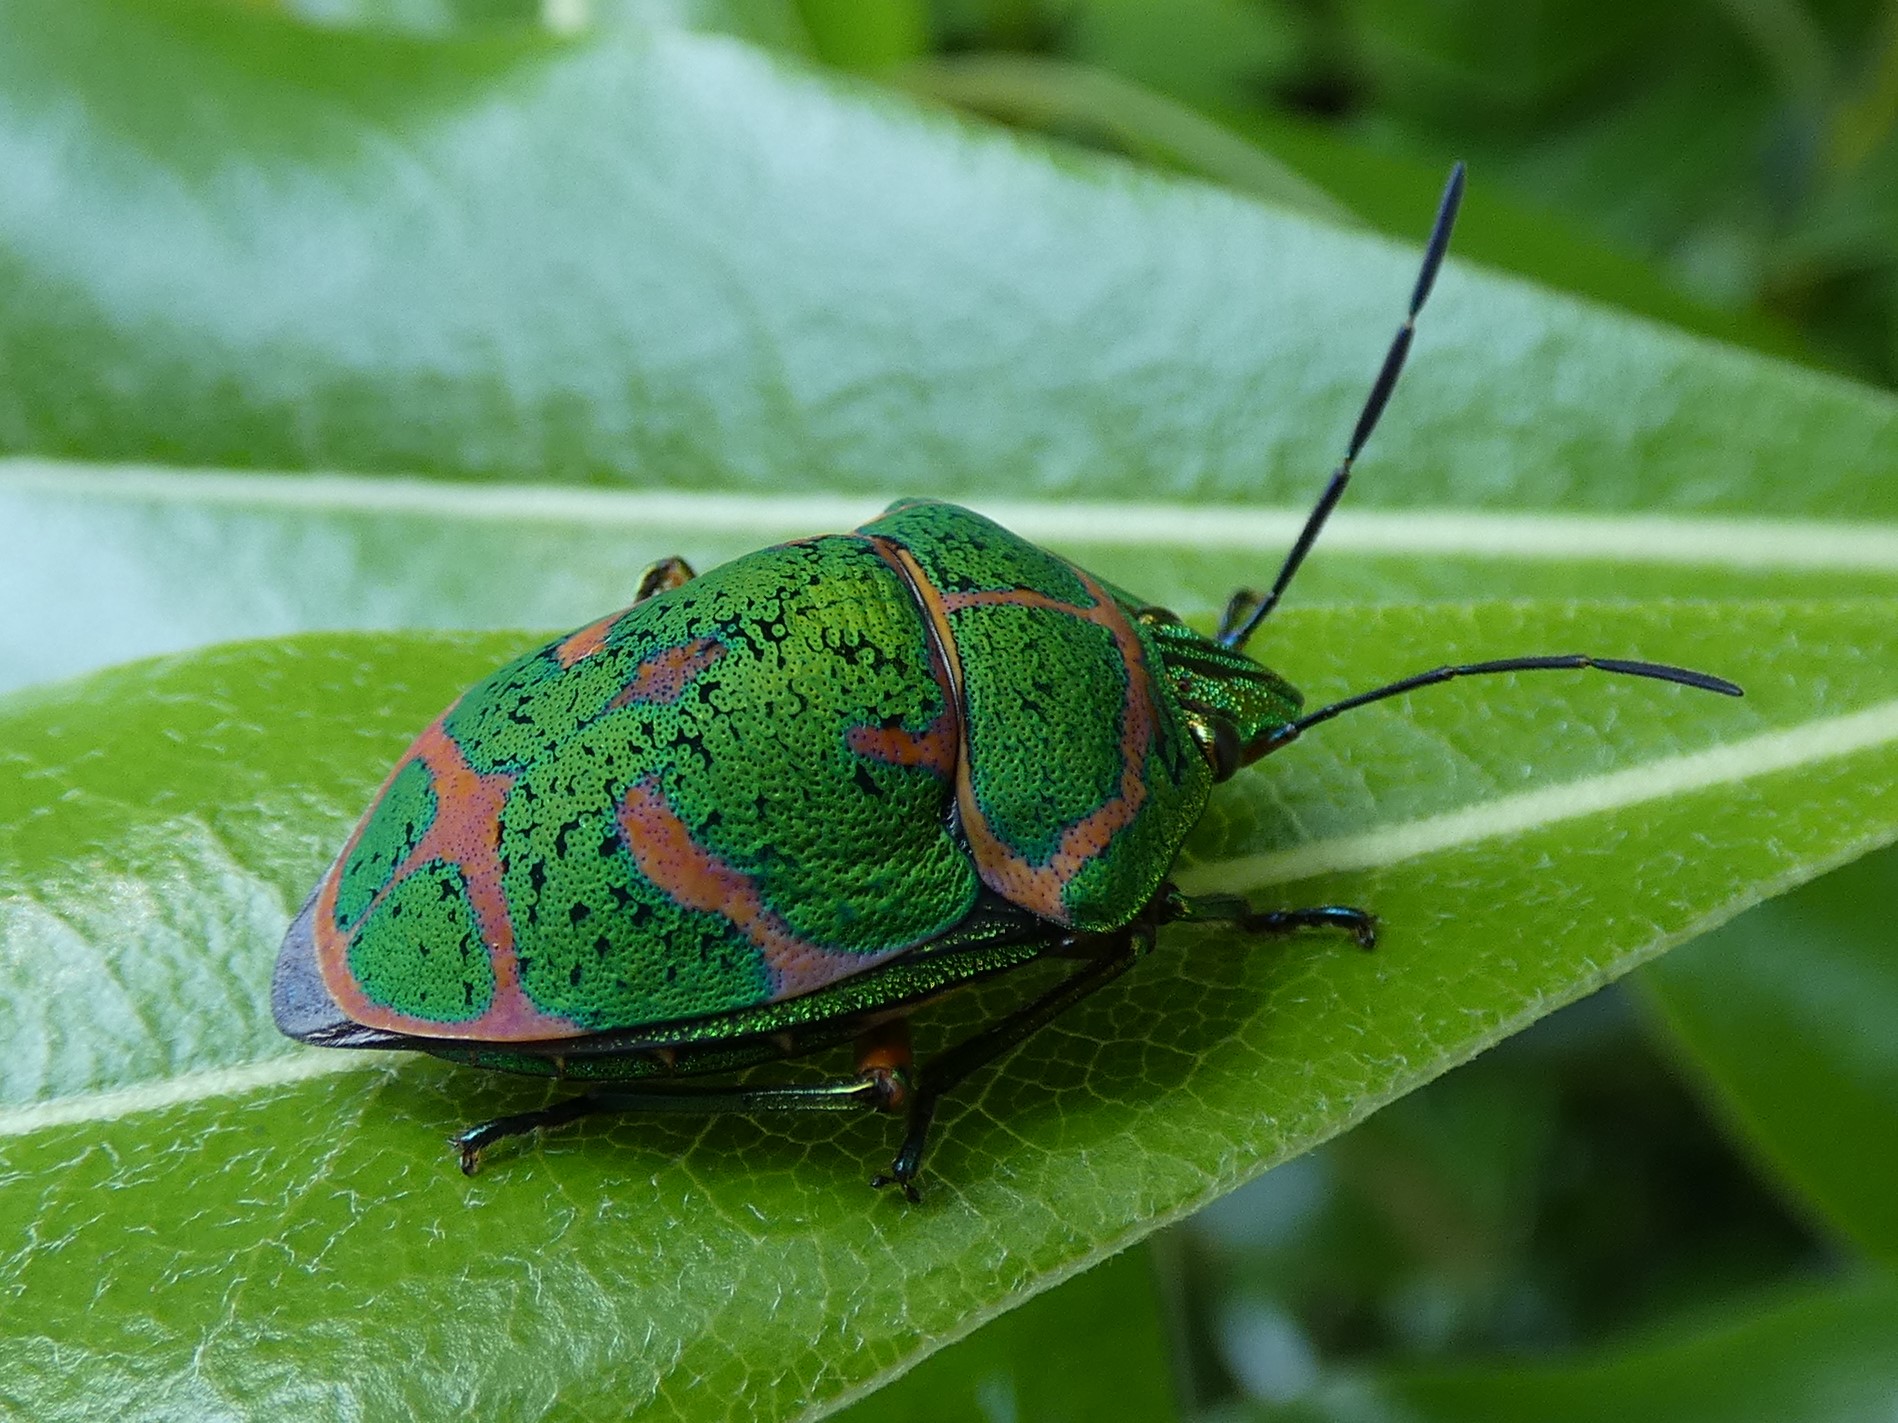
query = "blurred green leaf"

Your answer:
(1, 0), (1893, 517)
(1643, 844), (1898, 1264)
(917, 0), (1898, 387)
(1341, 0), (1673, 122)
(261, 0), (807, 42)
(1231, 1278), (1898, 1423)
(1185, 994), (1823, 1376)
(794, 0), (926, 70)
(1054, 0), (1307, 115)
(1196, 110), (1822, 368)
(2, 594), (1895, 1418)
(10, 463), (1898, 695)
(900, 55), (1351, 222)
(835, 1248), (1179, 1423)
